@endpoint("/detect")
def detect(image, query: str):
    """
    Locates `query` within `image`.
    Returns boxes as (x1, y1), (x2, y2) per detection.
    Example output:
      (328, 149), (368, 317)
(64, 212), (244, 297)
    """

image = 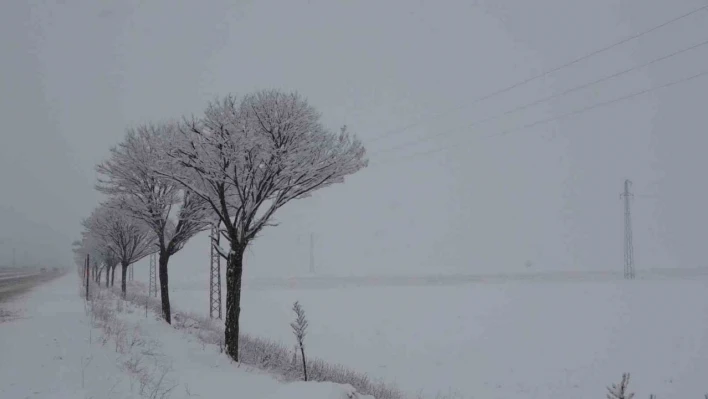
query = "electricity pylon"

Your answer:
(209, 223), (222, 319)
(148, 252), (157, 297)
